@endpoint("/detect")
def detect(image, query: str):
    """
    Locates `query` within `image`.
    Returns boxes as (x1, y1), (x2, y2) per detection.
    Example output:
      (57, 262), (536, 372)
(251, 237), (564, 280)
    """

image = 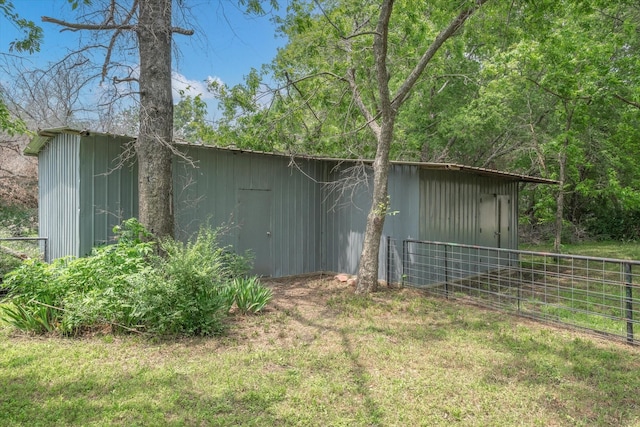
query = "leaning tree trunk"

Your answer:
(135, 0), (174, 238)
(352, 0), (487, 294)
(355, 120), (395, 294)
